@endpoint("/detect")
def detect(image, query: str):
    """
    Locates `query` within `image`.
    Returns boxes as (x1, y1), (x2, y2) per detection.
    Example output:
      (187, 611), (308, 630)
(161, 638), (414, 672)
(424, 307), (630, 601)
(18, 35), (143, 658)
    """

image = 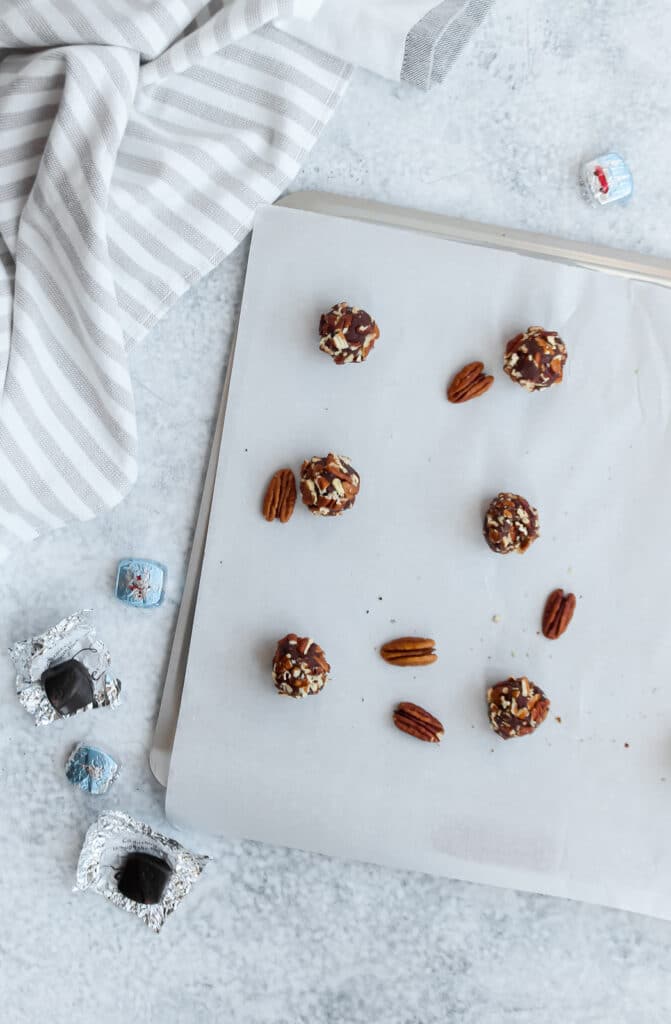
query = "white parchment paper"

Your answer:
(166, 204), (671, 919)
